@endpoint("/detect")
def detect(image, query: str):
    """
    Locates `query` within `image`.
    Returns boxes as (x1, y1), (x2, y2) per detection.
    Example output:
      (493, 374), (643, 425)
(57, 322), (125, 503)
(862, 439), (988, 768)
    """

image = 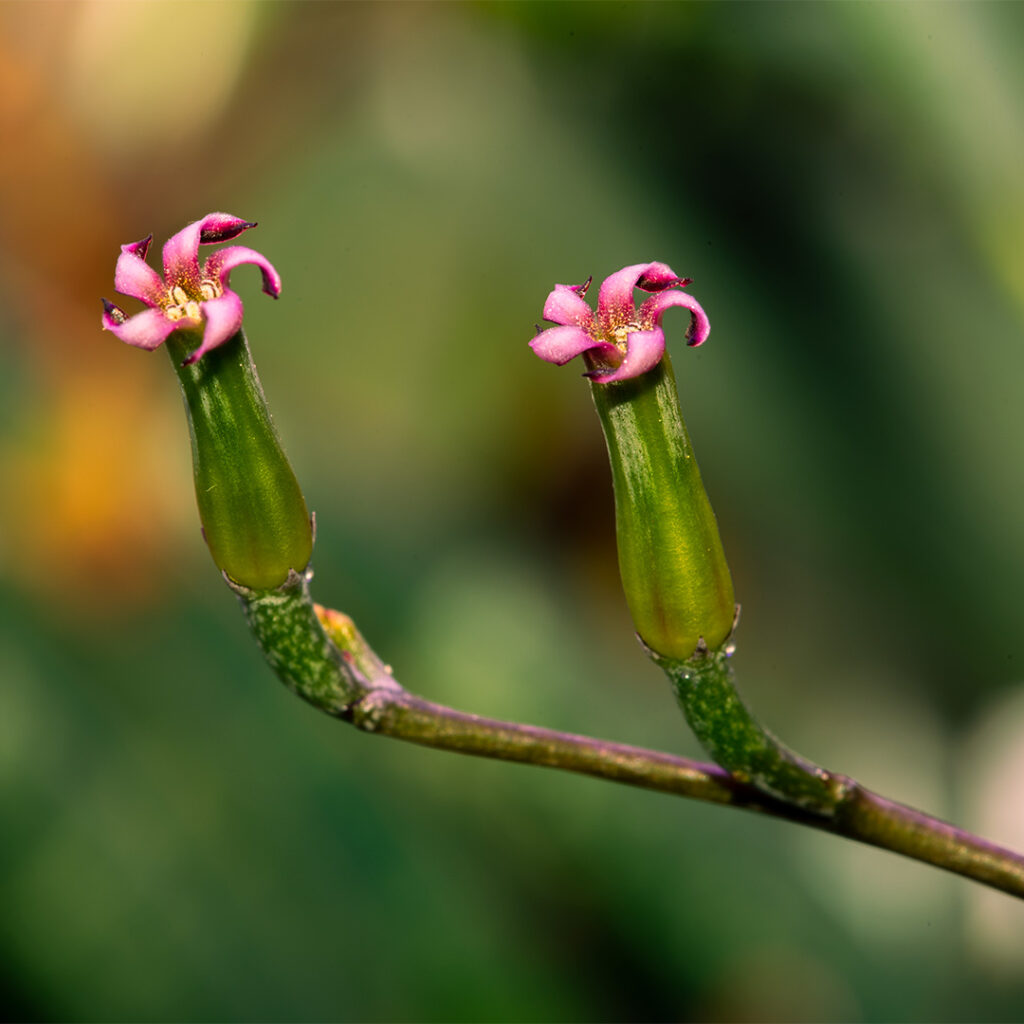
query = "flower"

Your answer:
(529, 262), (710, 383)
(101, 213), (281, 365)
